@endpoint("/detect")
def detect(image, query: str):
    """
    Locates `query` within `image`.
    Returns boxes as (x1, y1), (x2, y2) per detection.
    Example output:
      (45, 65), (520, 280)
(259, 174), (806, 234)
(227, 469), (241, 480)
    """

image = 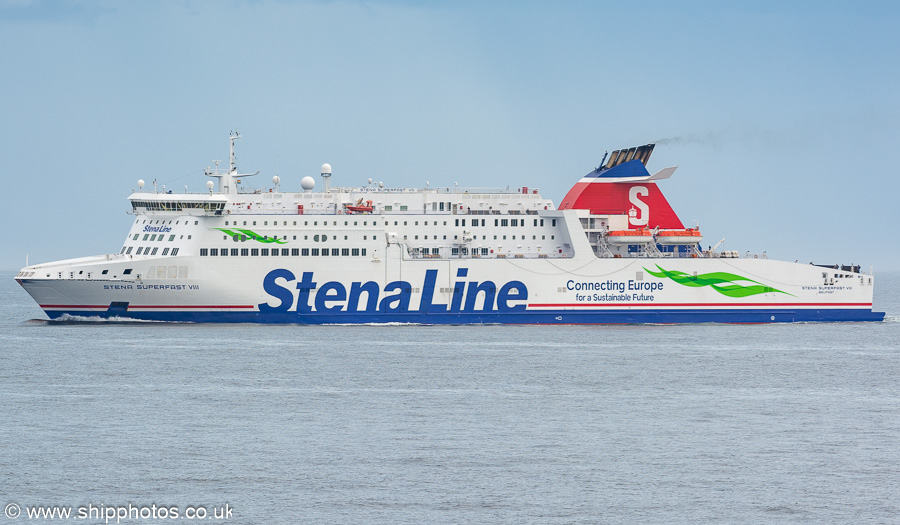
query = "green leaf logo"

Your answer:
(643, 265), (790, 298)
